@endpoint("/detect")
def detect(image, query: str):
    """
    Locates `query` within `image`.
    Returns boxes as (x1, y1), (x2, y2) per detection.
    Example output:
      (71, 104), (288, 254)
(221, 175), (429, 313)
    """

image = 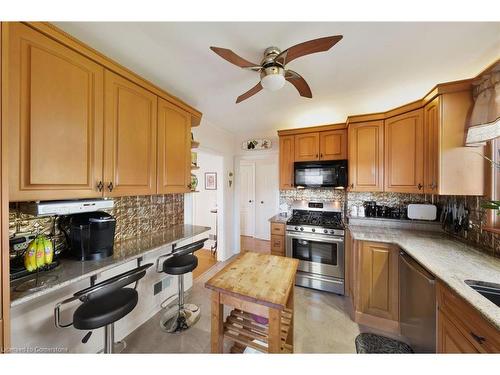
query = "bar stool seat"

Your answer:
(162, 254), (198, 275)
(73, 288), (138, 330)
